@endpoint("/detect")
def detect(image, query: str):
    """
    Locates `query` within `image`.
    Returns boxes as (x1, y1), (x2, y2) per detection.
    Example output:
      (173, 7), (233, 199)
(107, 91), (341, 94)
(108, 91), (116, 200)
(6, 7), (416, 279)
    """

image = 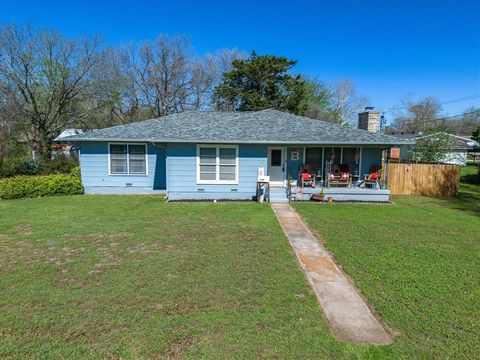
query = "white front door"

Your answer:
(268, 147), (286, 185)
